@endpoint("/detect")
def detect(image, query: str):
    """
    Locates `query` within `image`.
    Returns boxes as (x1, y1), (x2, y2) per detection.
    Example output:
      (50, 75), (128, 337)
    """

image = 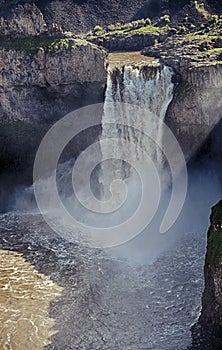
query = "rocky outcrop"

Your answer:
(0, 4), (51, 38)
(1, 0), (221, 35)
(140, 15), (222, 163)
